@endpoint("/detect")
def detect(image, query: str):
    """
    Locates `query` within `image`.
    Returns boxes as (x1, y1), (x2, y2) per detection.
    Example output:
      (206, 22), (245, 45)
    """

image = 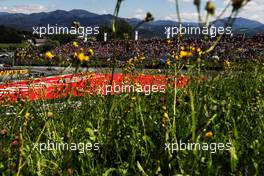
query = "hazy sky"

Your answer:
(0, 0), (263, 23)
